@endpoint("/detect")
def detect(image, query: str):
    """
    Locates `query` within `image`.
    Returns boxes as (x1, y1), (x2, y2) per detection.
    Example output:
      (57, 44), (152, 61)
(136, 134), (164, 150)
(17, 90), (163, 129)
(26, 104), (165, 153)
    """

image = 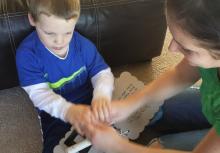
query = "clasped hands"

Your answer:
(65, 98), (134, 152)
(65, 97), (113, 136)
(65, 97), (133, 135)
